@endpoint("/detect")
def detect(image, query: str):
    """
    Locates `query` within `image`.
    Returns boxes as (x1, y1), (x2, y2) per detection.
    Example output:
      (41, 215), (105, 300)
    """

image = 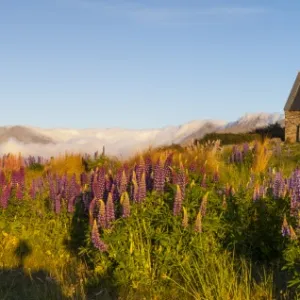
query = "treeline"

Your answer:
(194, 123), (284, 146)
